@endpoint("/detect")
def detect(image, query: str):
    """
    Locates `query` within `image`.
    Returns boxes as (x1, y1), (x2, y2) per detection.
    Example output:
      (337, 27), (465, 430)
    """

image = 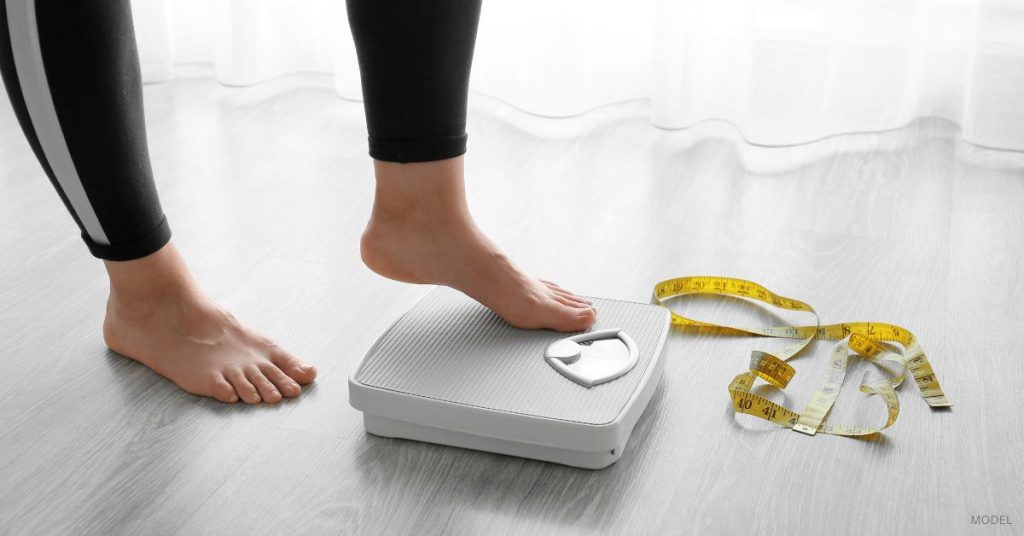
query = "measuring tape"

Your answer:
(652, 276), (950, 437)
